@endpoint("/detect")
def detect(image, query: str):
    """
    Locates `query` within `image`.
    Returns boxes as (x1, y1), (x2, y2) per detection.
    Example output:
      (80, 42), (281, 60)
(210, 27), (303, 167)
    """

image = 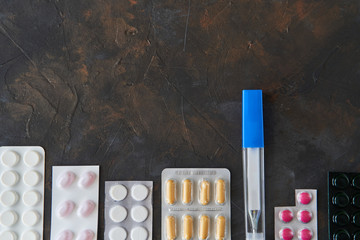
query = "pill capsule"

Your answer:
(199, 180), (210, 205)
(216, 179), (226, 205)
(166, 216), (176, 240)
(216, 216), (226, 240)
(182, 179), (192, 204)
(166, 179), (176, 205)
(183, 215), (193, 240)
(199, 215), (209, 240)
